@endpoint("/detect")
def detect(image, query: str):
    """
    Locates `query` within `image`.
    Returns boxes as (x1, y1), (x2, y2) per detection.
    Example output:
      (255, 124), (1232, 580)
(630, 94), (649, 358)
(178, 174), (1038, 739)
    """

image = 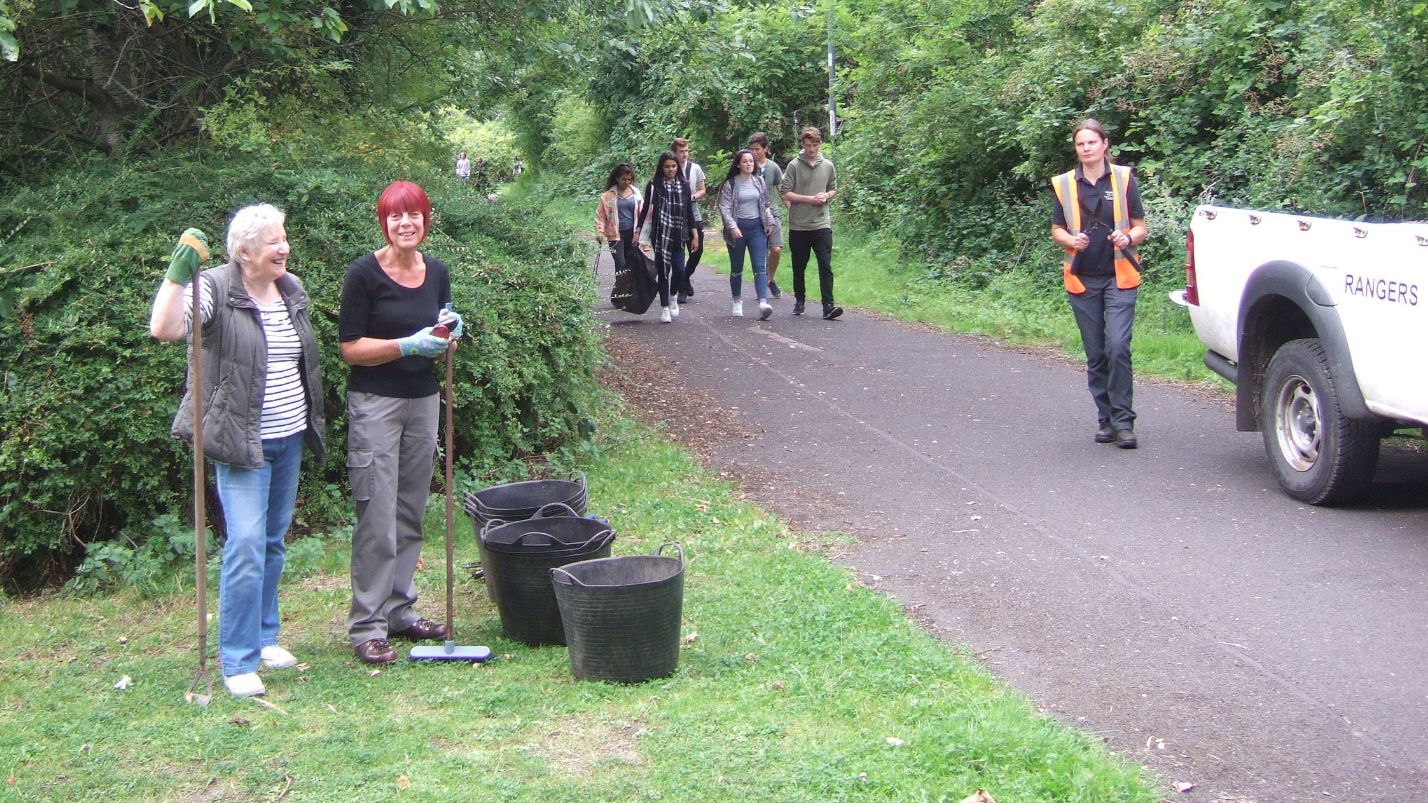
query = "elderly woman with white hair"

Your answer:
(149, 204), (326, 698)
